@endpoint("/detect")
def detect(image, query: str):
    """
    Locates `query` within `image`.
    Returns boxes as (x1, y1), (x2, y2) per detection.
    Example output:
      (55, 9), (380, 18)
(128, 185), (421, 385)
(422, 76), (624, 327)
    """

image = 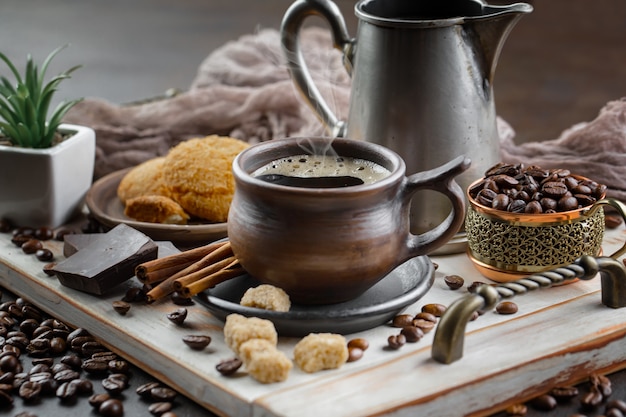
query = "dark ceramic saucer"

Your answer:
(196, 256), (434, 336)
